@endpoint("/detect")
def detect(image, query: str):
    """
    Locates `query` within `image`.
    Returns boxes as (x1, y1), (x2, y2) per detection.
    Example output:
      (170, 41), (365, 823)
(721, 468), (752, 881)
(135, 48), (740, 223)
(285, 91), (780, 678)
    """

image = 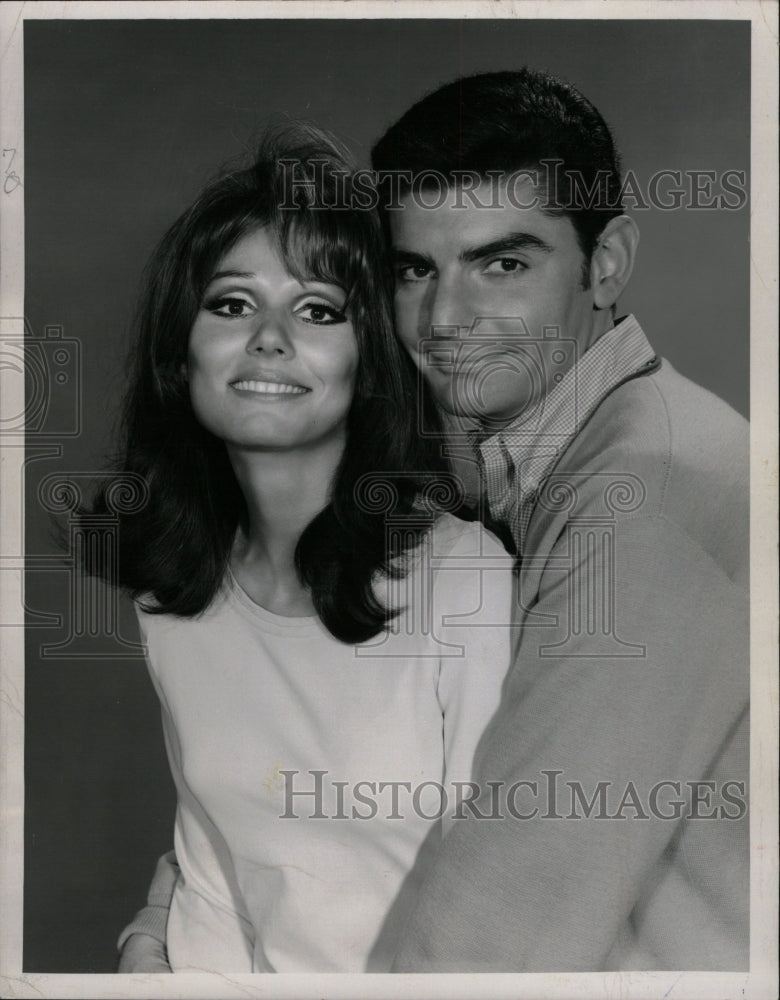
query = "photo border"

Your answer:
(1, 2), (777, 998)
